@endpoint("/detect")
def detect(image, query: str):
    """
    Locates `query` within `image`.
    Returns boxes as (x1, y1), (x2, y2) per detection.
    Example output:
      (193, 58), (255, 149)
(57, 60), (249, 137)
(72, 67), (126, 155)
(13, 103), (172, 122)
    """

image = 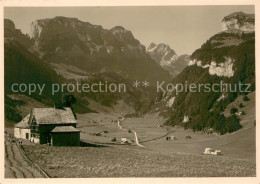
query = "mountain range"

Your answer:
(4, 12), (255, 134)
(26, 16), (171, 83)
(4, 17), (172, 121)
